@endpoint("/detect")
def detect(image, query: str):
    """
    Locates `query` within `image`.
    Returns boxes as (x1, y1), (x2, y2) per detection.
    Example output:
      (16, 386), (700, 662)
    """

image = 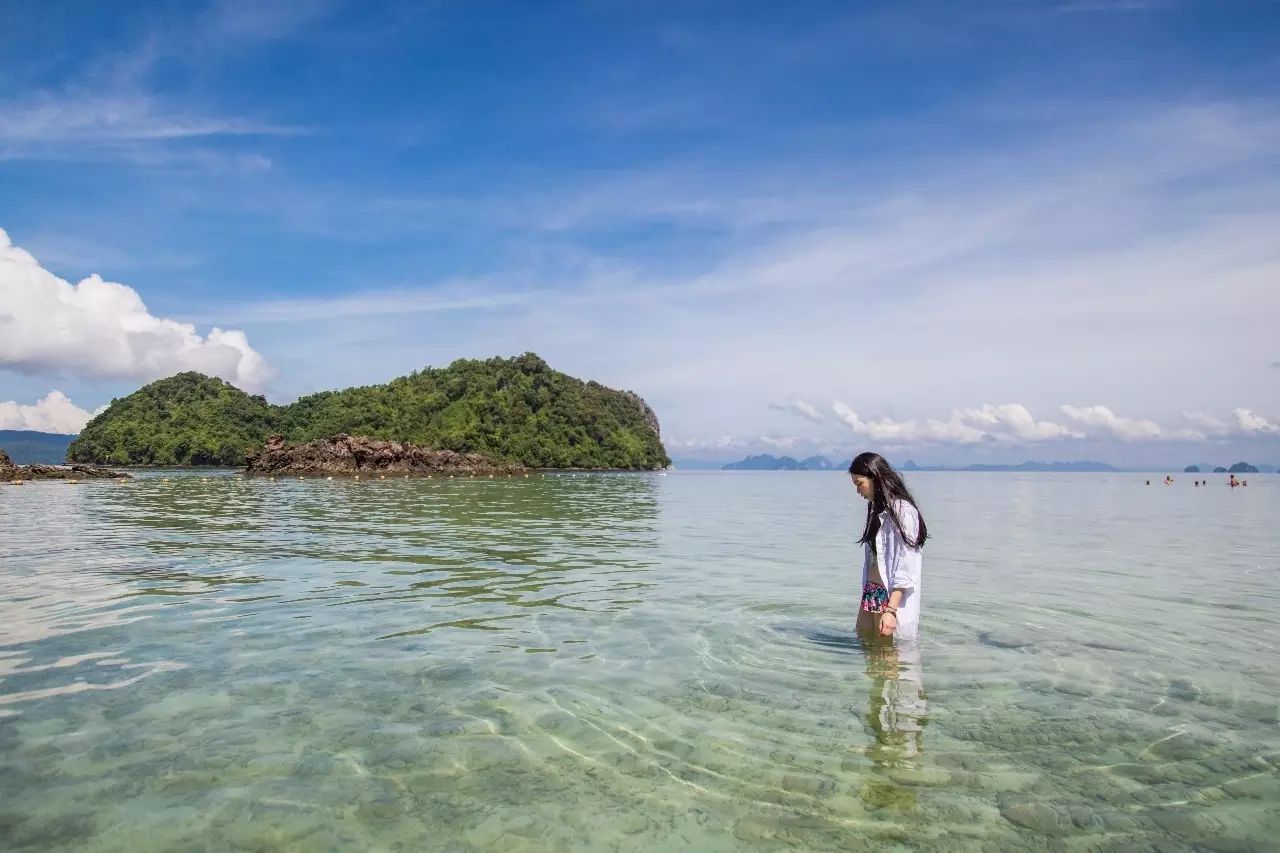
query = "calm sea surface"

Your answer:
(1, 471), (1277, 851)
